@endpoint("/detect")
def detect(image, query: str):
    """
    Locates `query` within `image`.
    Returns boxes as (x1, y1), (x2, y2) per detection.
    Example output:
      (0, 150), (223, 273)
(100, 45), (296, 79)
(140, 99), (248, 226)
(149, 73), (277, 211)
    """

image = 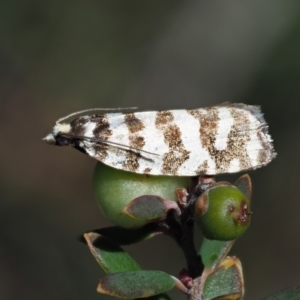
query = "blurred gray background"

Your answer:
(1, 1), (300, 299)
